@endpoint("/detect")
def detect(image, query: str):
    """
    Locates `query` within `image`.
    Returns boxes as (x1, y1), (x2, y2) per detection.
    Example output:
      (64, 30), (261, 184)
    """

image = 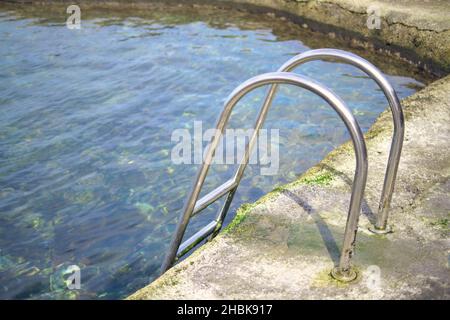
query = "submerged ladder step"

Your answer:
(192, 178), (237, 216)
(176, 220), (217, 258)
